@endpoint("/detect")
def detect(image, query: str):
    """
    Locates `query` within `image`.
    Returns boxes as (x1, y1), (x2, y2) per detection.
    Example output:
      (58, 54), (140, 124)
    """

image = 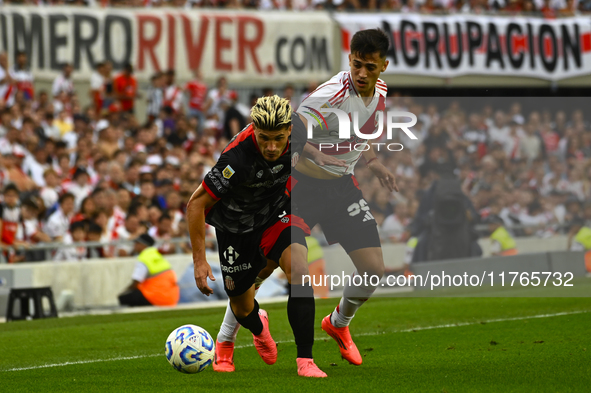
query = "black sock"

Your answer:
(287, 284), (315, 359)
(233, 300), (263, 336)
